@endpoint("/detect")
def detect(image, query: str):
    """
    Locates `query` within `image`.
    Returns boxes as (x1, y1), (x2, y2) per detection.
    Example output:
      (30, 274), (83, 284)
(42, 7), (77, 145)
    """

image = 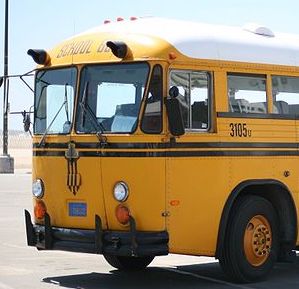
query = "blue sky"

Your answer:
(0, 0), (299, 129)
